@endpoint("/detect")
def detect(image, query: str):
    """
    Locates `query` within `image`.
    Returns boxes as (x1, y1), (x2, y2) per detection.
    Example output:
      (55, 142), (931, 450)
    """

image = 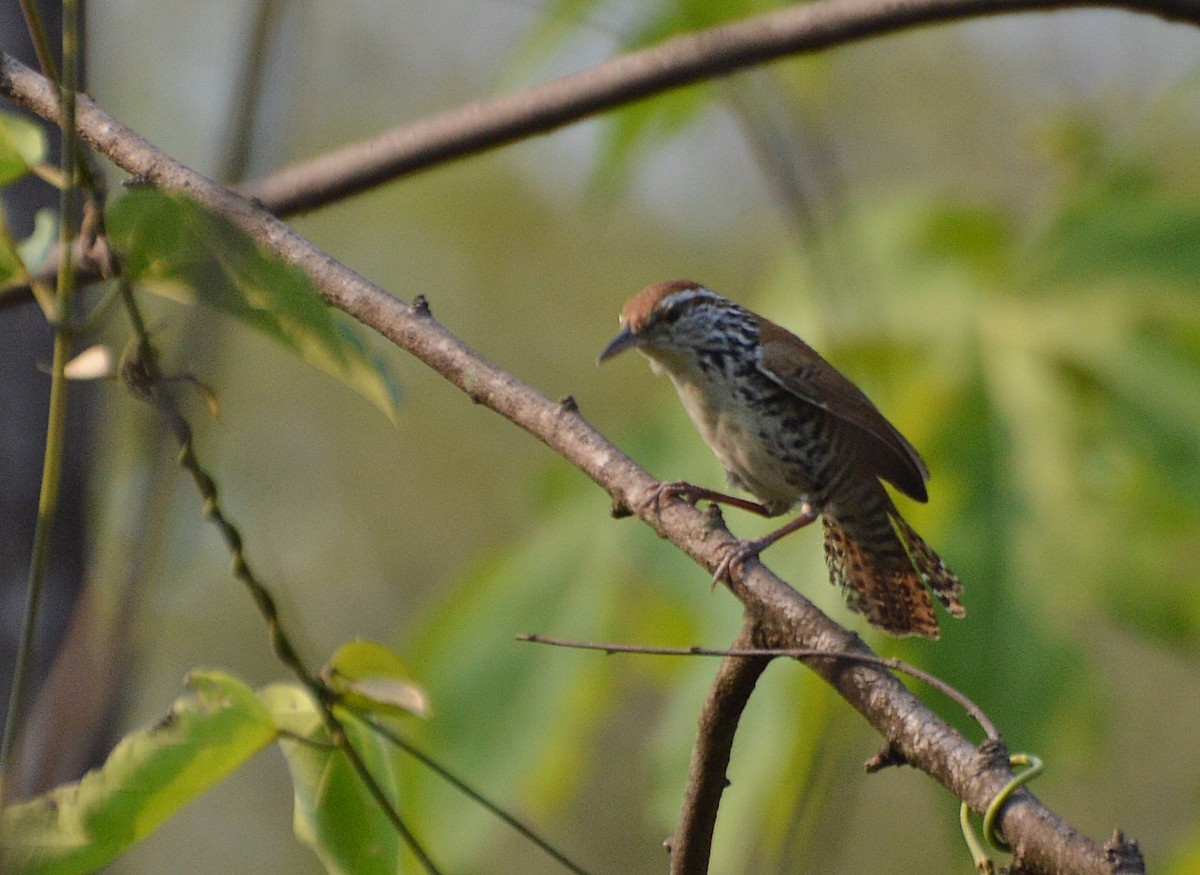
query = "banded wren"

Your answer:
(599, 279), (964, 638)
